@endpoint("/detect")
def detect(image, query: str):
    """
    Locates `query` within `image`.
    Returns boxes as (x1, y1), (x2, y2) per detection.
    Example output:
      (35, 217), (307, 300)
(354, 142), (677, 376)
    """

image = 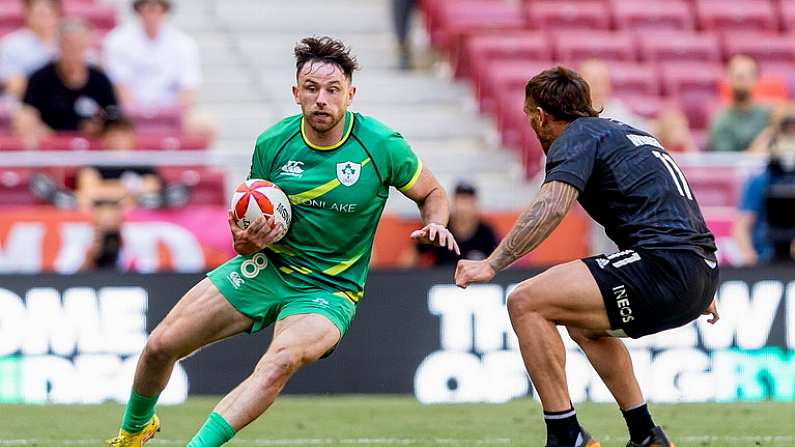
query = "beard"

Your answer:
(732, 88), (751, 103)
(304, 109), (345, 134)
(532, 120), (555, 153)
